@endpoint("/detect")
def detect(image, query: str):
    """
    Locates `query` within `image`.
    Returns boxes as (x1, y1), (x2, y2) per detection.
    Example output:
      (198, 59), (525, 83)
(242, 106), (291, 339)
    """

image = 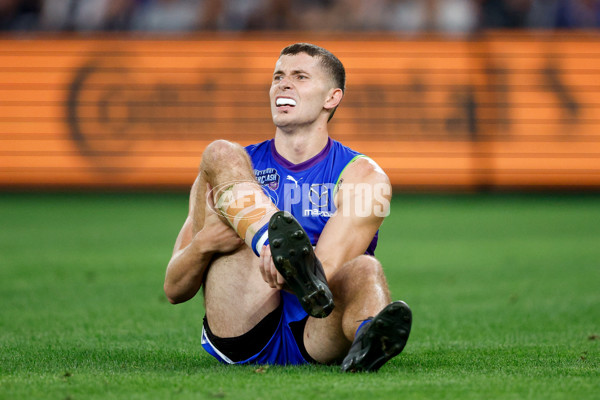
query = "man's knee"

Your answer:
(200, 140), (254, 182)
(350, 255), (385, 279)
(201, 140), (248, 169)
(330, 255), (385, 289)
(203, 140), (238, 160)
